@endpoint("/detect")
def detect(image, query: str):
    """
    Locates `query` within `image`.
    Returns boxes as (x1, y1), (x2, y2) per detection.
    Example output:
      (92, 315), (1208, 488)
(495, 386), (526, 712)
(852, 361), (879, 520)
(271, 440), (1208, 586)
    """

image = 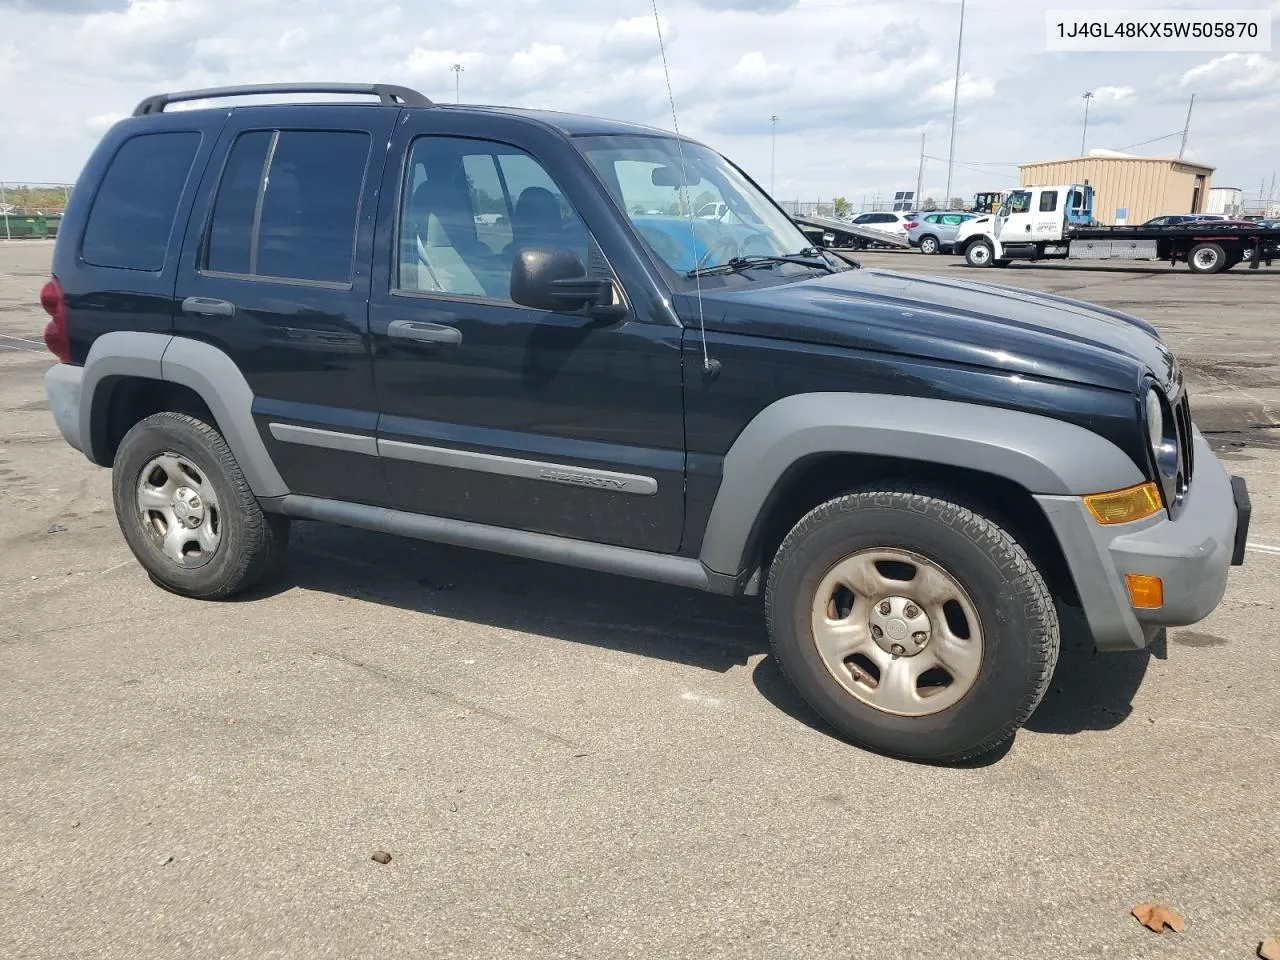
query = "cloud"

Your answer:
(601, 15), (667, 64)
(0, 0), (128, 10)
(688, 0), (797, 9)
(0, 0), (1276, 210)
(1180, 53), (1280, 96)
